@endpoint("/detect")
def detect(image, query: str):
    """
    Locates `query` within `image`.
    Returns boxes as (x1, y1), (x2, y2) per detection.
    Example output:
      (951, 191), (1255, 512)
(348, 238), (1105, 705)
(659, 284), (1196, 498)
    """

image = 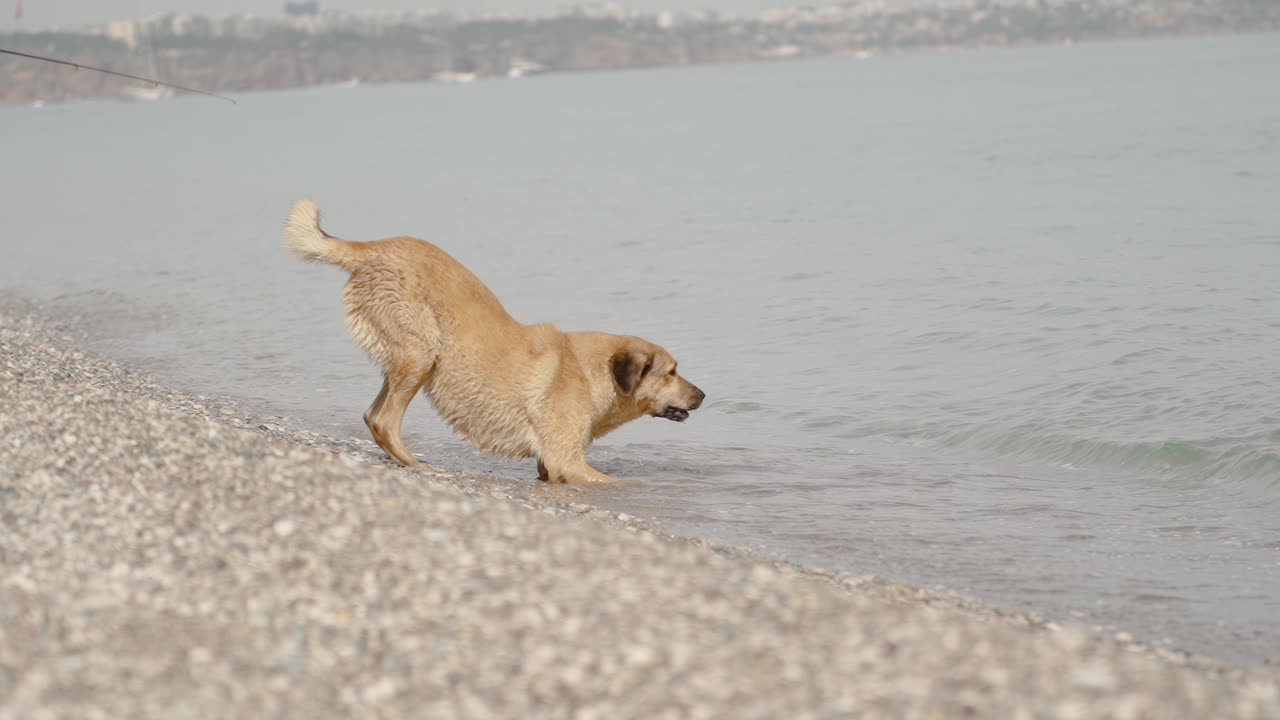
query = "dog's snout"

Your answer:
(690, 387), (706, 410)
